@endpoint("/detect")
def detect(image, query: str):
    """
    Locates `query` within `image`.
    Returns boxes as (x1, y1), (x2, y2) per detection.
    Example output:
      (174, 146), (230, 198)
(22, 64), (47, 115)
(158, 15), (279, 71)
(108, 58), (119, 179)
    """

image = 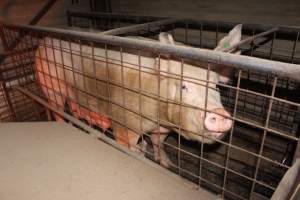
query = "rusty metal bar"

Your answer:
(4, 23), (300, 81)
(225, 28), (279, 53)
(28, 0), (57, 25)
(0, 0), (57, 53)
(101, 18), (180, 35)
(0, 81), (16, 120)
